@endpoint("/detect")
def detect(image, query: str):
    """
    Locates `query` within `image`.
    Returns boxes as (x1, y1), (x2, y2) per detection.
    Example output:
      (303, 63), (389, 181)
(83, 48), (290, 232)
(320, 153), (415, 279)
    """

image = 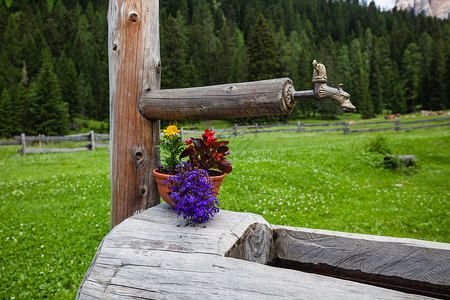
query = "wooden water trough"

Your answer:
(94, 1), (449, 298)
(77, 203), (449, 299)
